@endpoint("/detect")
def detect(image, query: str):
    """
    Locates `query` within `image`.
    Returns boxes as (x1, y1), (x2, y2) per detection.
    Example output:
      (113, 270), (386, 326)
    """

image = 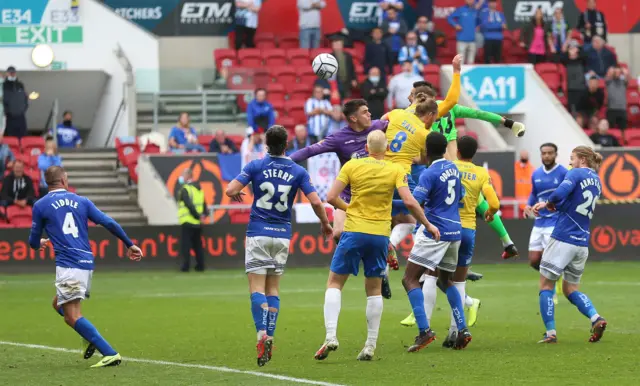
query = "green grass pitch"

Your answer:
(1, 262), (638, 385)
